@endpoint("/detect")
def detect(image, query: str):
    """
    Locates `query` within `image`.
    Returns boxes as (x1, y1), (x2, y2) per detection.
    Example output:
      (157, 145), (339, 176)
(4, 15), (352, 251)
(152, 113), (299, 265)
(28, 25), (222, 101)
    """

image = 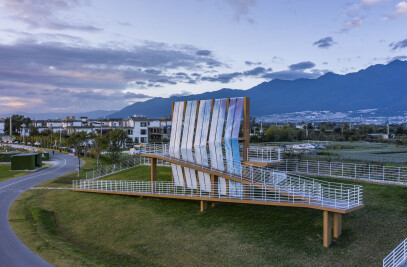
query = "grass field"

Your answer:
(9, 163), (407, 266)
(0, 165), (43, 182)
